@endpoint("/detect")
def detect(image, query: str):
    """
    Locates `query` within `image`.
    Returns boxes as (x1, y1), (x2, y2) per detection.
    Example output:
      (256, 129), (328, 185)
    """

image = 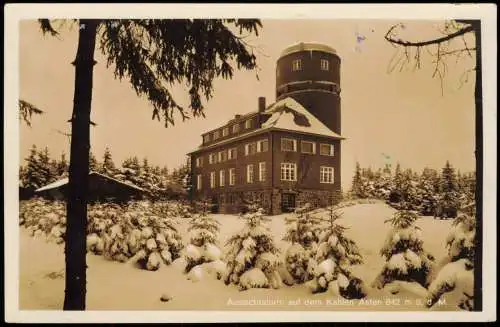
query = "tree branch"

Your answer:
(385, 24), (474, 47)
